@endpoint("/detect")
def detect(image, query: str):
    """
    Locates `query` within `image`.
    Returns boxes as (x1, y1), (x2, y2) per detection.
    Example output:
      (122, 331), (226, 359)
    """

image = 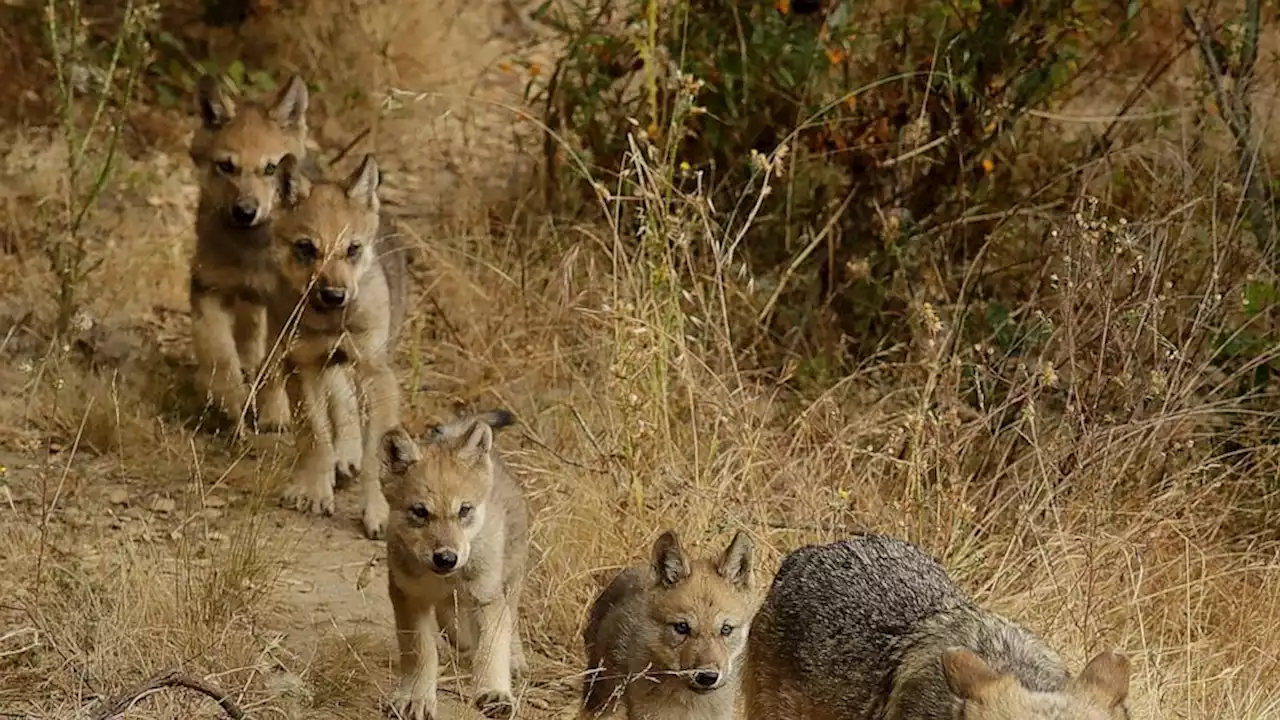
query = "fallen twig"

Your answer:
(0, 627), (39, 659)
(328, 126), (372, 169)
(90, 668), (247, 720)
